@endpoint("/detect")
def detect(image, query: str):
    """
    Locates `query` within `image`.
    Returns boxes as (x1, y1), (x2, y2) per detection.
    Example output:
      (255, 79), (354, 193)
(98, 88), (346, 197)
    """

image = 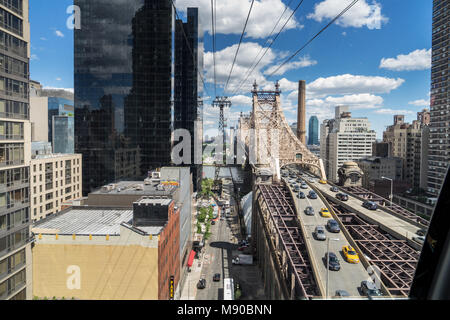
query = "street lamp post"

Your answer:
(326, 238), (340, 300)
(381, 176), (393, 207)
